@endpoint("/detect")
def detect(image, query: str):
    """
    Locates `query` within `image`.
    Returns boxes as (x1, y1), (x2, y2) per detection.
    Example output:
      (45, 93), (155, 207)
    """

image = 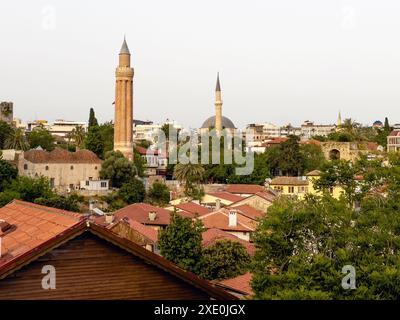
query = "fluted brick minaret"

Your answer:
(215, 73), (223, 134)
(114, 37), (134, 161)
